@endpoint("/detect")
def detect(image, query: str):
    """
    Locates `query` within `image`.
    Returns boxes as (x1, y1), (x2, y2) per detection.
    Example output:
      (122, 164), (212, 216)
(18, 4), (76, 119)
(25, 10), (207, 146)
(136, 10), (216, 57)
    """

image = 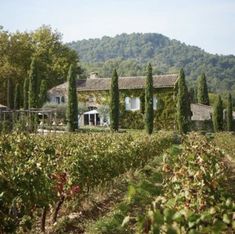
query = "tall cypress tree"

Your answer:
(28, 59), (38, 108)
(110, 69), (119, 131)
(212, 95), (223, 132)
(197, 73), (209, 105)
(145, 63), (154, 135)
(176, 68), (191, 134)
(227, 93), (233, 131)
(14, 83), (20, 110)
(23, 77), (29, 109)
(7, 78), (14, 109)
(39, 80), (48, 107)
(66, 64), (78, 132)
